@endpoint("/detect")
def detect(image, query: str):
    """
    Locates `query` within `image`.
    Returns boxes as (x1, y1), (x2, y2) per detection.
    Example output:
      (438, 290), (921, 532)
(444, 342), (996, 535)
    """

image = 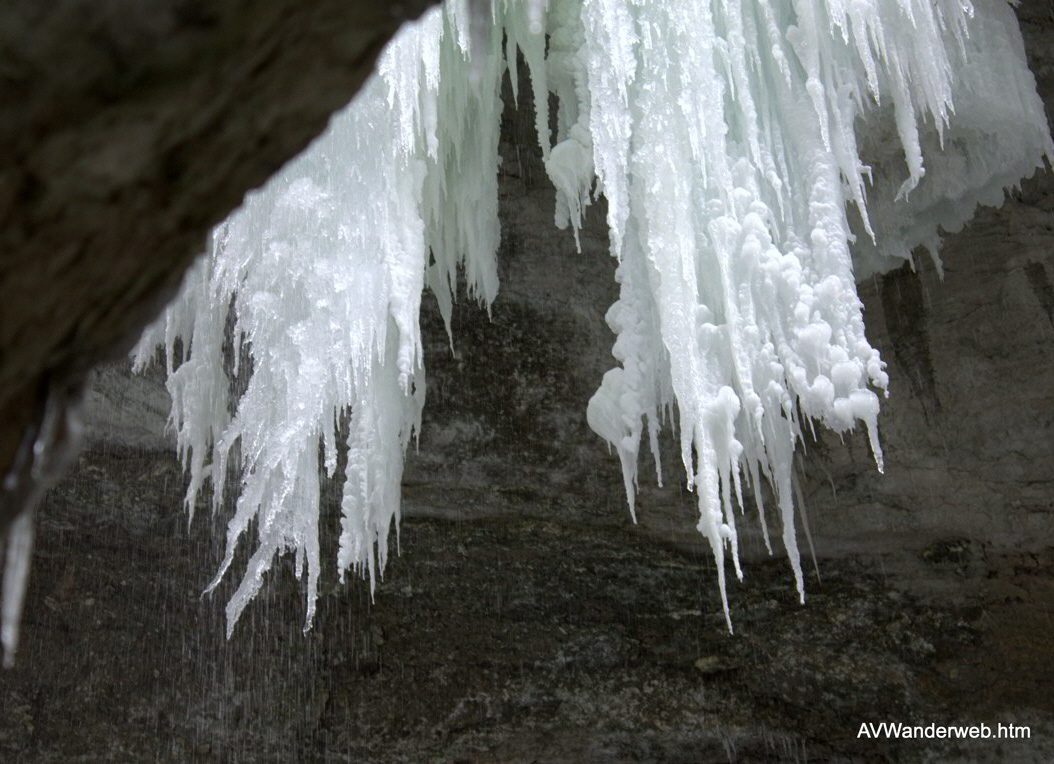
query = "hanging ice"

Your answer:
(575, 0), (1051, 629)
(134, 2), (528, 636)
(135, 0), (1051, 636)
